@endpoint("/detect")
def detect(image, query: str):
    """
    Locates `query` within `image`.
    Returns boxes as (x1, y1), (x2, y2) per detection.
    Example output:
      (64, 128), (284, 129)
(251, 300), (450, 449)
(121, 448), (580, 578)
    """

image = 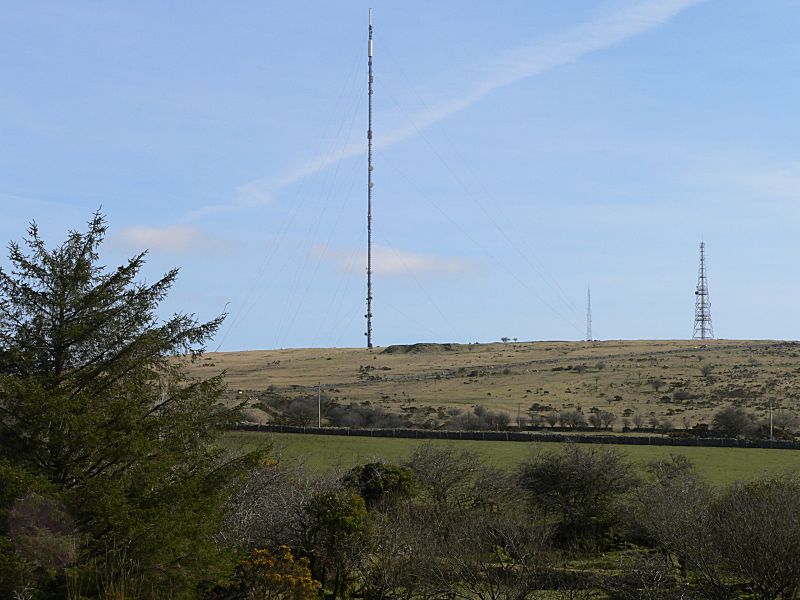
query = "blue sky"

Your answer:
(2, 0), (800, 349)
